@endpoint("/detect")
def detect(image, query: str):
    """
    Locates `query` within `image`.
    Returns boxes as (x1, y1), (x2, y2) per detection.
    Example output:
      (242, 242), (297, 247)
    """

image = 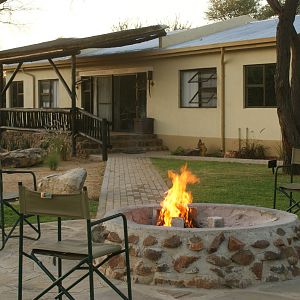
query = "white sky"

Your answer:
(0, 0), (210, 50)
